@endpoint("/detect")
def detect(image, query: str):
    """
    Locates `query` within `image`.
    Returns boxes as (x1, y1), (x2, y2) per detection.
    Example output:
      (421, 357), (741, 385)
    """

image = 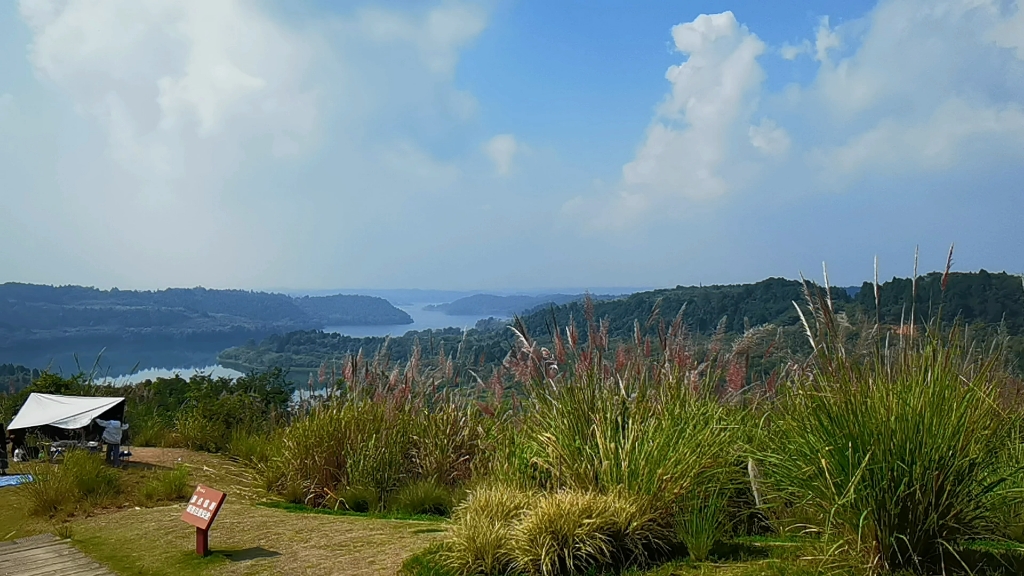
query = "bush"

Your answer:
(442, 486), (670, 576)
(760, 330), (1016, 572)
(334, 485), (380, 513)
(511, 490), (669, 576)
(443, 485), (534, 575)
(412, 403), (486, 486)
(389, 481), (455, 516)
(519, 370), (740, 503)
(123, 406), (171, 447)
(226, 427), (280, 467)
(994, 419), (1024, 543)
(675, 482), (734, 561)
(139, 465), (191, 505)
(173, 406), (228, 452)
(275, 401), (414, 506)
(24, 450), (121, 517)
